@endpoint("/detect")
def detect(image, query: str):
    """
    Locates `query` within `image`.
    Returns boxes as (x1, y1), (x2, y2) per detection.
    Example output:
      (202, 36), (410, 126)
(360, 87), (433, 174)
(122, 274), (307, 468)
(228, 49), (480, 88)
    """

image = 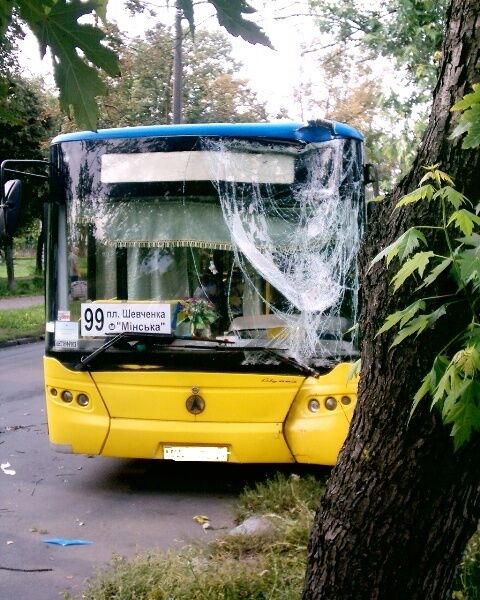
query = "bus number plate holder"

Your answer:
(163, 446), (228, 462)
